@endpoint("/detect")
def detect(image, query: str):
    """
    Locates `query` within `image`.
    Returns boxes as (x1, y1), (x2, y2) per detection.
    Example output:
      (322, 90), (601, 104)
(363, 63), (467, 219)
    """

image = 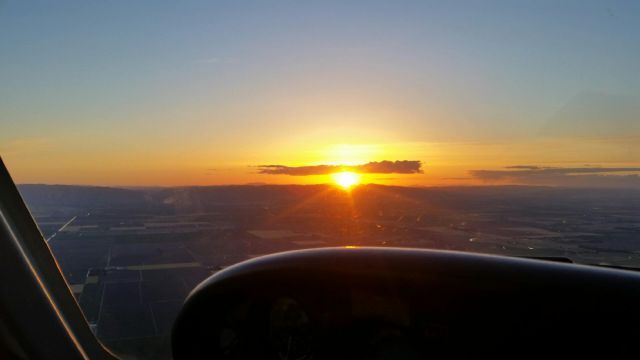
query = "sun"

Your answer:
(332, 171), (361, 190)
